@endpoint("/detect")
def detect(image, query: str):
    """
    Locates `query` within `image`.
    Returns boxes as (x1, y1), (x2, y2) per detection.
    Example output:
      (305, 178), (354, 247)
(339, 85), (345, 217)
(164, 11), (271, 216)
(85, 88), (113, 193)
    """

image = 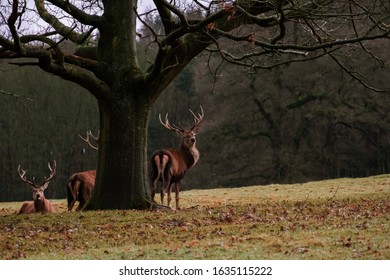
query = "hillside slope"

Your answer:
(1, 175), (389, 259)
